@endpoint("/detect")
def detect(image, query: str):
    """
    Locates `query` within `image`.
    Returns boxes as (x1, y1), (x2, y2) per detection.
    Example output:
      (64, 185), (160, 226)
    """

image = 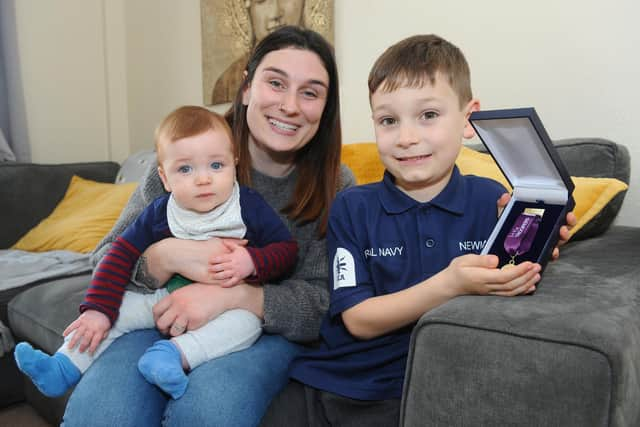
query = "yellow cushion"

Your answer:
(13, 175), (137, 253)
(341, 143), (385, 185)
(341, 143), (628, 238)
